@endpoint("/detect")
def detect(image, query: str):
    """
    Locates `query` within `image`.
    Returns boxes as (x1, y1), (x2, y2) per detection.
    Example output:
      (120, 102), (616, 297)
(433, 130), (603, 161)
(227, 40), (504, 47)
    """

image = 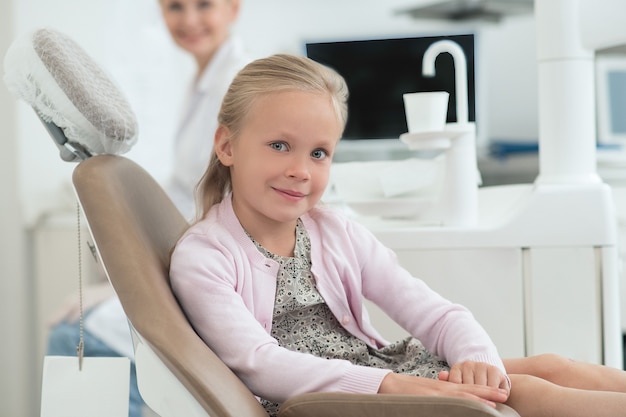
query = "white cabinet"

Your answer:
(395, 248), (525, 358)
(365, 237), (615, 363)
(524, 247), (603, 363)
(356, 182), (623, 367)
(366, 247), (524, 358)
